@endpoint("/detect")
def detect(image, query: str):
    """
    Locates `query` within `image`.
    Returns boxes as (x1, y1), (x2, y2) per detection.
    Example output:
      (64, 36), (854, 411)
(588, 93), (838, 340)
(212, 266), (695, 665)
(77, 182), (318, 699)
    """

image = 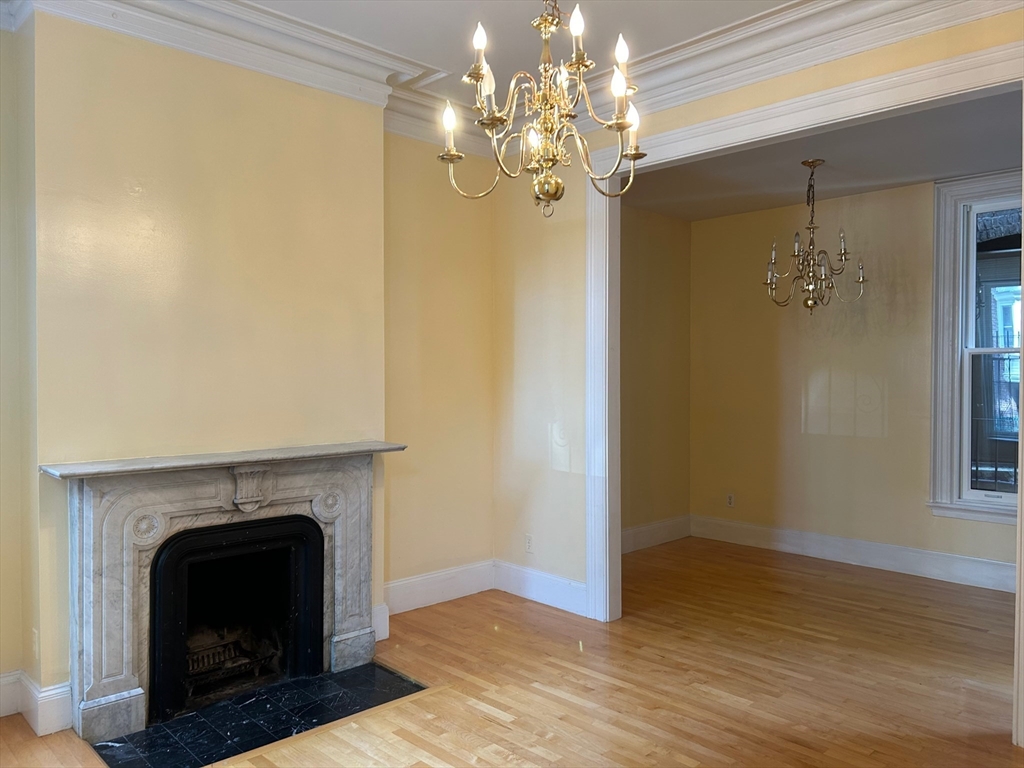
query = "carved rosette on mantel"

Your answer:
(40, 440), (405, 744)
